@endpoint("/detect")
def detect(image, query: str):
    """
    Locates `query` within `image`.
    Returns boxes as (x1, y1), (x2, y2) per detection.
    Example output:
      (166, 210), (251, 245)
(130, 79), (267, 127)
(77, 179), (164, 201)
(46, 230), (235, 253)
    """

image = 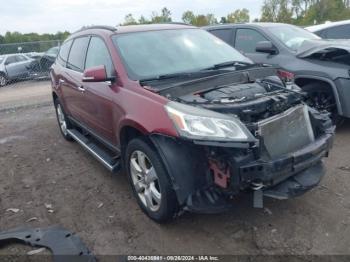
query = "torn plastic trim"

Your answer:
(239, 133), (333, 187)
(149, 133), (210, 205)
(0, 226), (96, 262)
(263, 161), (325, 200)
